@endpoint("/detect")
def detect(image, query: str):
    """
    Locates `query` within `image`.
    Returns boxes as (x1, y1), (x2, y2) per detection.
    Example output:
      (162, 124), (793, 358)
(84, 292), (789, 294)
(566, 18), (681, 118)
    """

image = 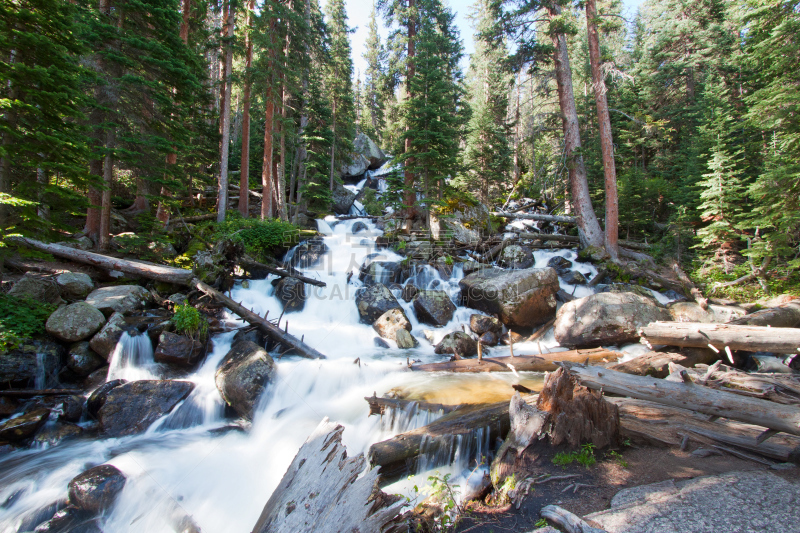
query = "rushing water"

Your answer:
(0, 217), (658, 532)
